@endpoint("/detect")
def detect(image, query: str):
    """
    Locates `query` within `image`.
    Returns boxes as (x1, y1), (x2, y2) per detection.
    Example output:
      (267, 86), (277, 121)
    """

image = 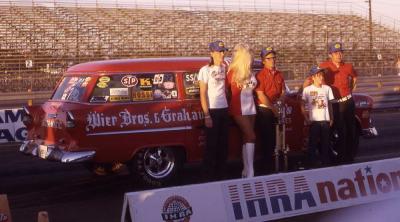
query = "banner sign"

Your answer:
(122, 157), (400, 222)
(0, 109), (27, 143)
